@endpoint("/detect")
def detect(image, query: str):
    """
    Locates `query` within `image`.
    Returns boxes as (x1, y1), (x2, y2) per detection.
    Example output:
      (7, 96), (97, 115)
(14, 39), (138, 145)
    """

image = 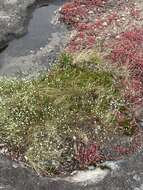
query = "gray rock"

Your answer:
(1, 149), (143, 190)
(0, 0), (35, 50)
(0, 0), (70, 78)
